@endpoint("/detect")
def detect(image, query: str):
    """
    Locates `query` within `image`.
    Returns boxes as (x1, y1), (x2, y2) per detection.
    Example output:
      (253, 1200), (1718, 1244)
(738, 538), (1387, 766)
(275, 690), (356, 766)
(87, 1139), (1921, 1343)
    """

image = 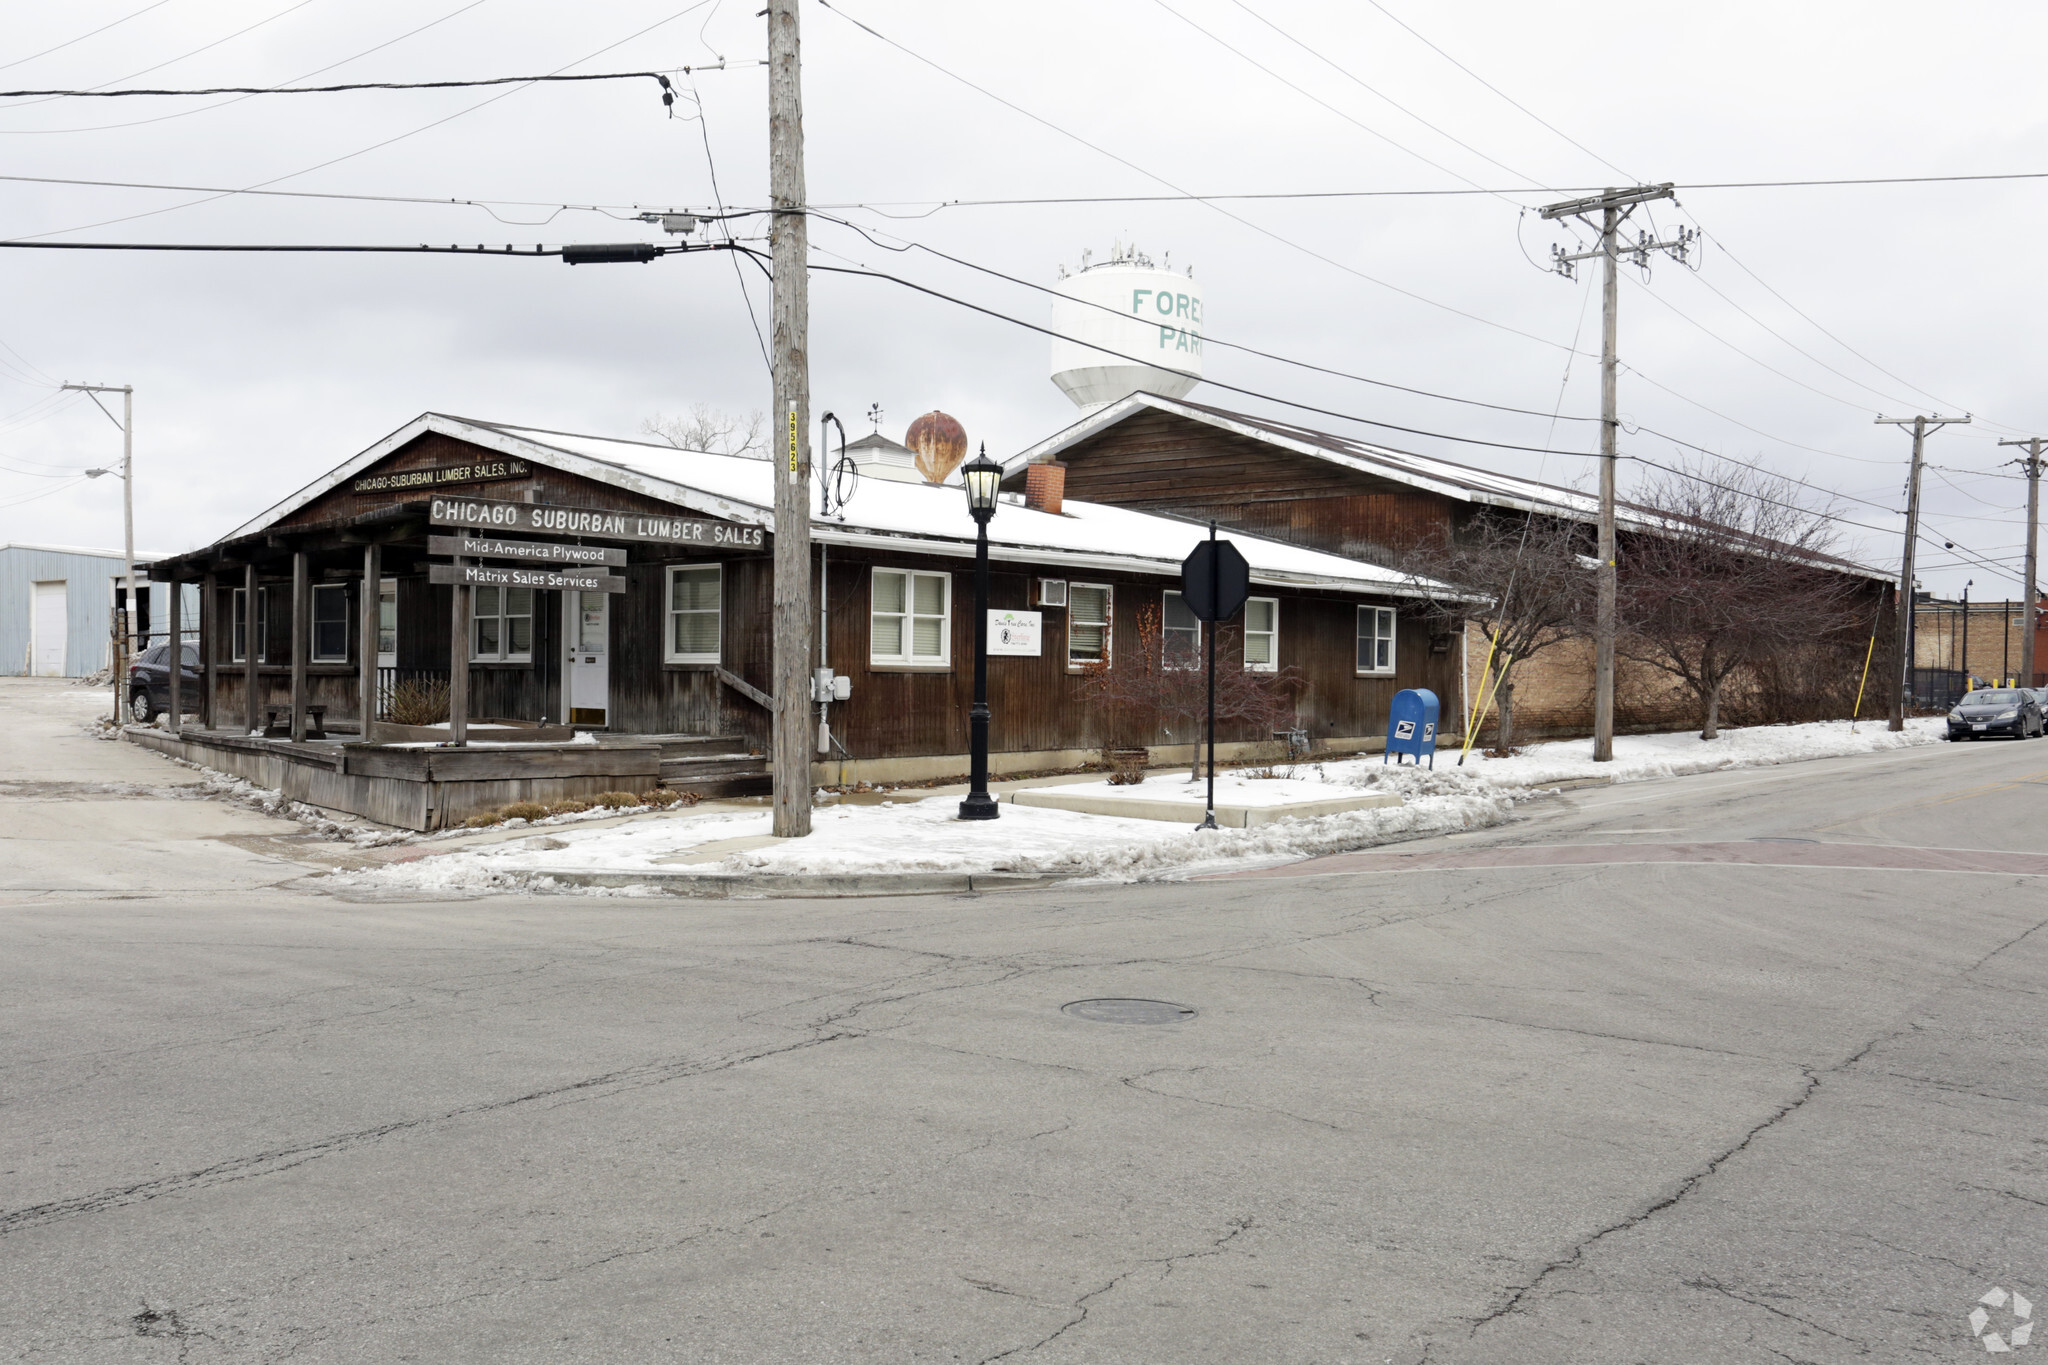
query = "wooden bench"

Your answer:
(263, 706), (328, 740)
